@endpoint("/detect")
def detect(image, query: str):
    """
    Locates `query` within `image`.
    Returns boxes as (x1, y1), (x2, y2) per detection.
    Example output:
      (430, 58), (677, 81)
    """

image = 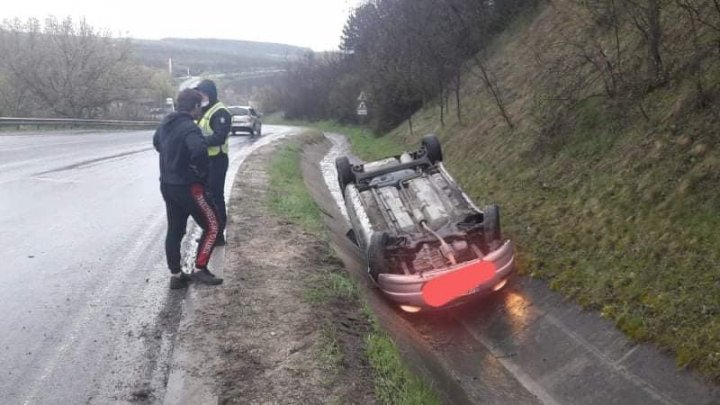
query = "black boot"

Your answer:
(170, 272), (192, 289)
(191, 268), (223, 285)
